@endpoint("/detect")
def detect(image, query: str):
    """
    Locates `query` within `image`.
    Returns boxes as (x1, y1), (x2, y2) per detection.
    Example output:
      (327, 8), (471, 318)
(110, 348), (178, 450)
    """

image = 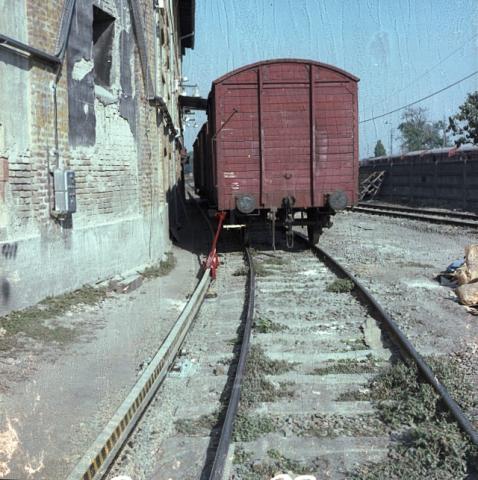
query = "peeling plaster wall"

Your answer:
(71, 99), (139, 226)
(0, 1), (31, 229)
(0, 0), (183, 314)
